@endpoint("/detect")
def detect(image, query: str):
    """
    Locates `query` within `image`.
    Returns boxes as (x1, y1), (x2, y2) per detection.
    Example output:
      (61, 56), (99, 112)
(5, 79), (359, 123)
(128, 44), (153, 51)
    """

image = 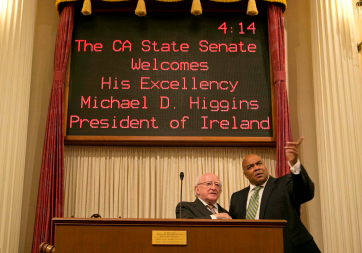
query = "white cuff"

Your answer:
(210, 215), (216, 219)
(289, 159), (301, 174)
